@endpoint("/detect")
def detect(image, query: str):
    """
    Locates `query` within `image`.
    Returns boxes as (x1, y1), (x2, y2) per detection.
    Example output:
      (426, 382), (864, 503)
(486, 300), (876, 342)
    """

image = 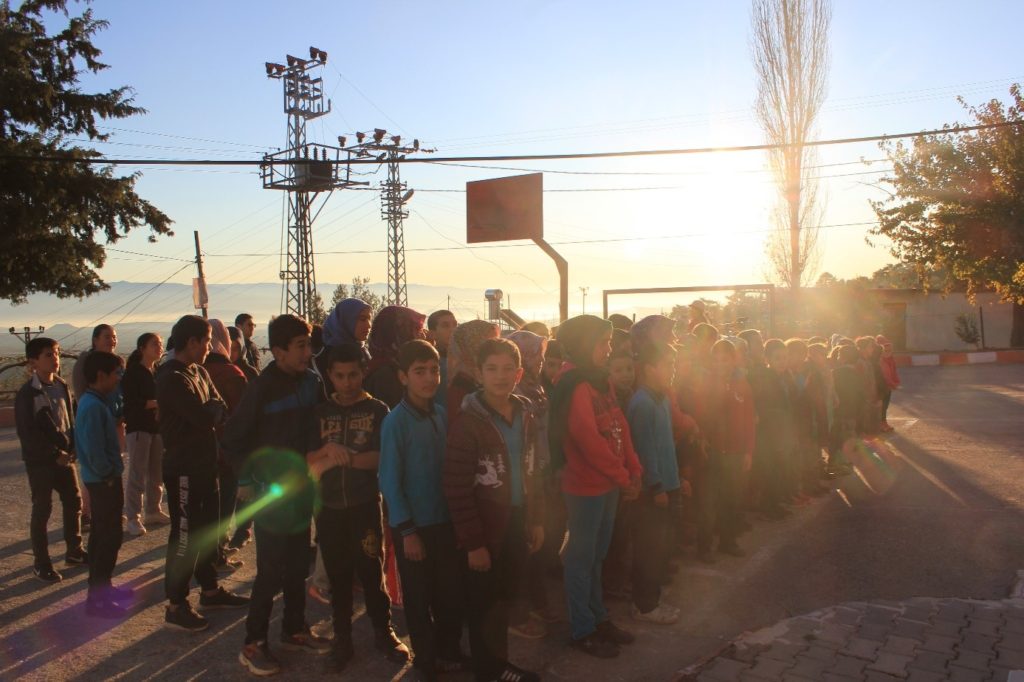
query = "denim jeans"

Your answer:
(563, 489), (619, 640)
